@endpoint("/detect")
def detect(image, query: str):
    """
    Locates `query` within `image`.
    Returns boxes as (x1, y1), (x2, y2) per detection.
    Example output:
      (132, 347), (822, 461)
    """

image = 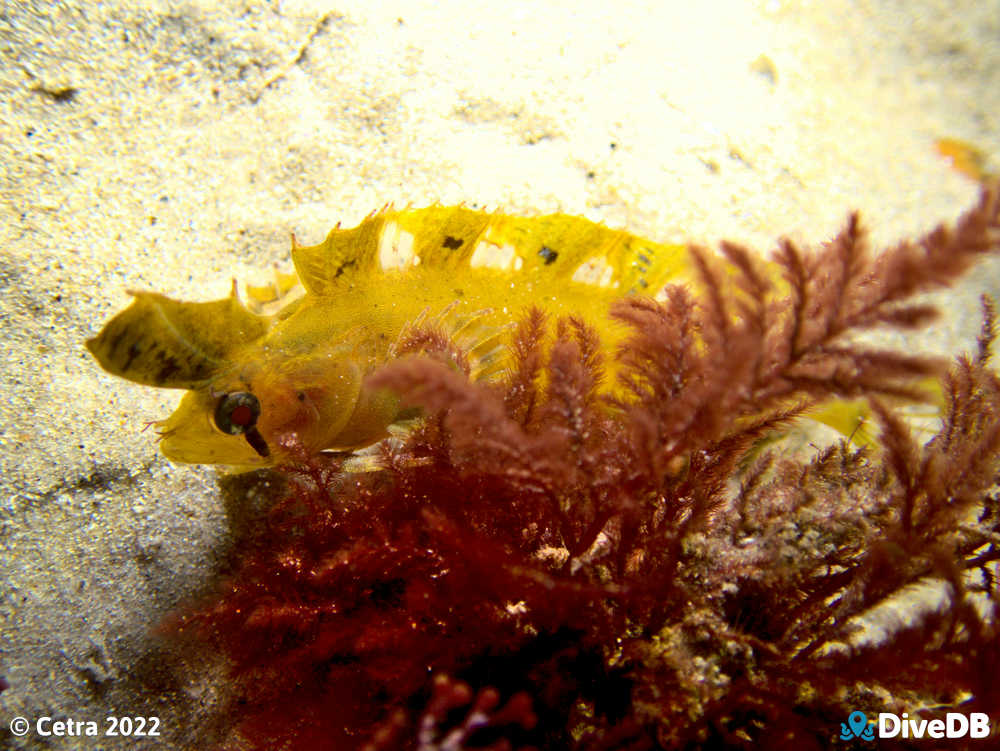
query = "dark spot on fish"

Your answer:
(105, 328), (126, 357)
(538, 246), (558, 265)
(121, 342), (142, 371)
(639, 278), (649, 288)
(156, 357), (183, 383)
(442, 235), (463, 249)
(194, 361), (218, 382)
(637, 253), (651, 266)
(334, 259), (358, 278)
(297, 391), (306, 401)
